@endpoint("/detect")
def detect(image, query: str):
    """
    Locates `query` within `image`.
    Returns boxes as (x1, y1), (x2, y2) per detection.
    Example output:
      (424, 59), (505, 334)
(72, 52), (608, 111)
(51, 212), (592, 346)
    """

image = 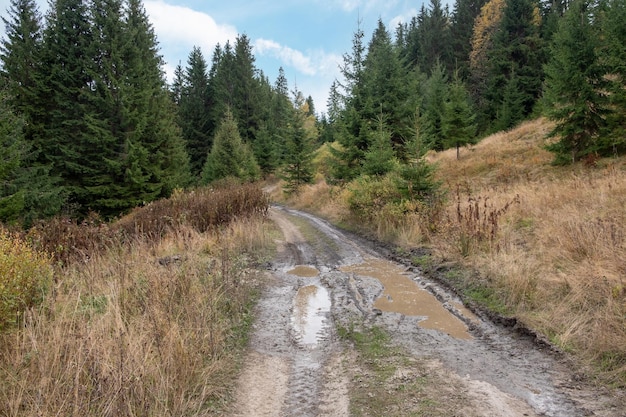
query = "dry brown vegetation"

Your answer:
(0, 183), (273, 416)
(277, 118), (626, 386)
